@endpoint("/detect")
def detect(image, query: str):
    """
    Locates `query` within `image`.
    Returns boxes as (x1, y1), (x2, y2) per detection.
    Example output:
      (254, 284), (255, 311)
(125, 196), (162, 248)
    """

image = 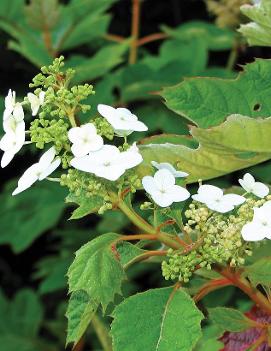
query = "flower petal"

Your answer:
(97, 104), (116, 118)
(39, 147), (56, 168)
(154, 169), (175, 189)
(142, 176), (156, 195)
(13, 103), (24, 121)
(151, 191), (174, 207)
(241, 221), (267, 241)
(1, 150), (15, 168)
(168, 185), (190, 202)
(68, 127), (83, 143)
(253, 182), (269, 198)
(223, 194), (246, 206)
(193, 185), (223, 204)
(12, 164), (39, 195)
(39, 158), (61, 180)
